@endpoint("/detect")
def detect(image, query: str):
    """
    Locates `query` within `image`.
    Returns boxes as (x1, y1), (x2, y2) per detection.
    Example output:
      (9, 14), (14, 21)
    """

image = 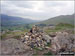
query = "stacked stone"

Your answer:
(21, 25), (47, 49)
